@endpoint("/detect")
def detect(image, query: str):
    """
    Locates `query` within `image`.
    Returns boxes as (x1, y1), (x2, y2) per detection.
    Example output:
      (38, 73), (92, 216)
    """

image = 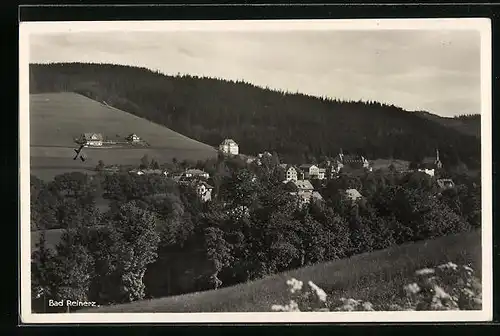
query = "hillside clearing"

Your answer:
(30, 92), (218, 180)
(80, 230), (481, 313)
